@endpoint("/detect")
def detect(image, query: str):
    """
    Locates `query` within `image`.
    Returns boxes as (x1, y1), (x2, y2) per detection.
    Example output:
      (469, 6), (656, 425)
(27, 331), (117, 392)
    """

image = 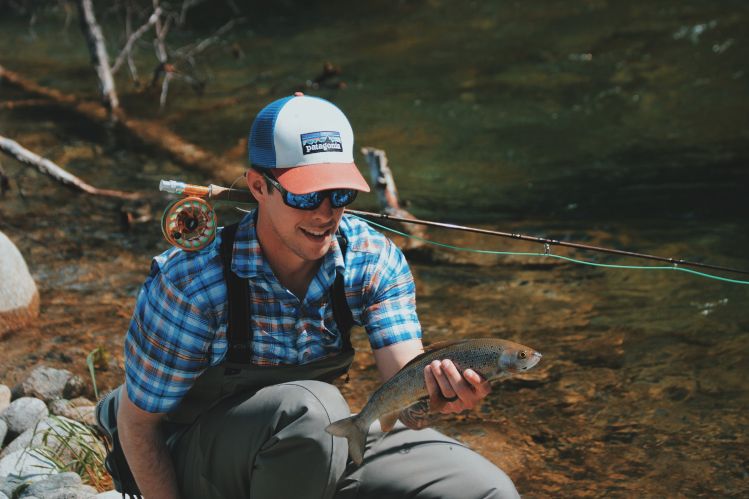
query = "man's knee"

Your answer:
(257, 380), (350, 428)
